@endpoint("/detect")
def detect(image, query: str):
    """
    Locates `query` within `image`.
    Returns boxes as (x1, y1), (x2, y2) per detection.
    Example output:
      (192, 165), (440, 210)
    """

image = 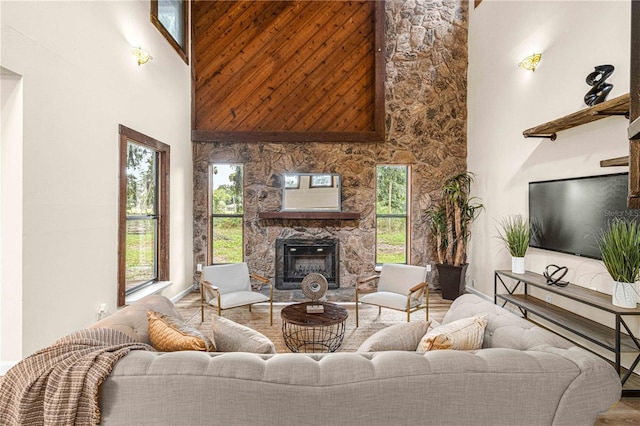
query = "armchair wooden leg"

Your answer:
(200, 287), (205, 323)
(407, 310), (410, 322)
(355, 287), (359, 328)
(269, 283), (273, 326)
(355, 303), (359, 328)
(425, 287), (429, 321)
